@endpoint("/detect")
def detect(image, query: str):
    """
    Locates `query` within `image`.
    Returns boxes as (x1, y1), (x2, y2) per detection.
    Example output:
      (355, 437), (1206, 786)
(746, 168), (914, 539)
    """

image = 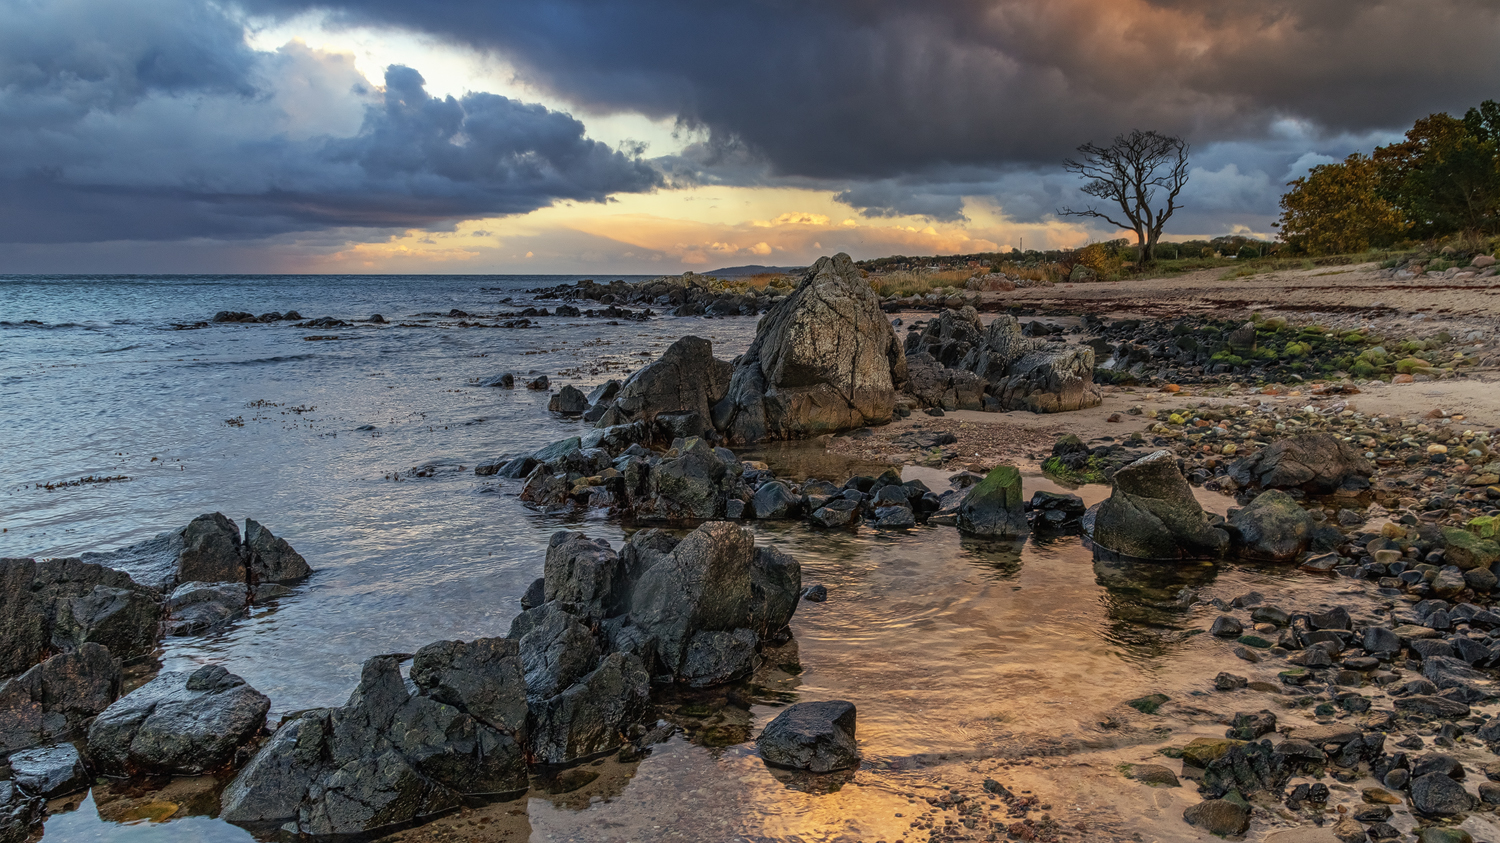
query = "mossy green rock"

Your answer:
(1226, 489), (1314, 561)
(1180, 738), (1247, 768)
(1127, 693), (1170, 714)
(956, 465), (1028, 538)
(1443, 528), (1500, 570)
(1417, 828), (1475, 843)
